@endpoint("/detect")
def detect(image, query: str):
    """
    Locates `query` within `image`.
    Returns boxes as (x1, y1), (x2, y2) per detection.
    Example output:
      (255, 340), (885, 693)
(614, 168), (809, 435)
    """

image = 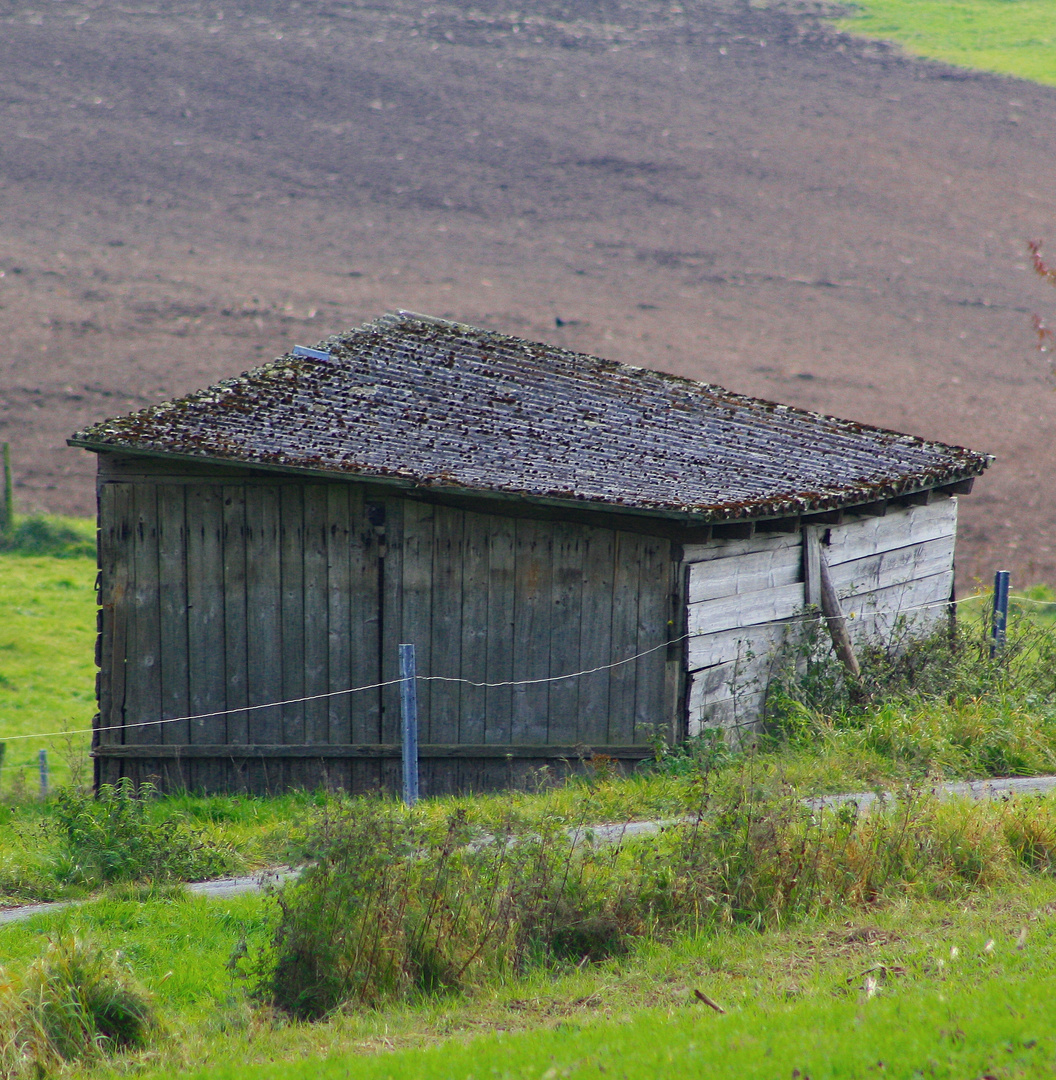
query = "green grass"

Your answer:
(8, 876), (1037, 1080)
(0, 518), (97, 791)
(0, 891), (273, 1025)
(836, 0), (1056, 86)
(0, 790), (320, 904)
(184, 953), (1056, 1079)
